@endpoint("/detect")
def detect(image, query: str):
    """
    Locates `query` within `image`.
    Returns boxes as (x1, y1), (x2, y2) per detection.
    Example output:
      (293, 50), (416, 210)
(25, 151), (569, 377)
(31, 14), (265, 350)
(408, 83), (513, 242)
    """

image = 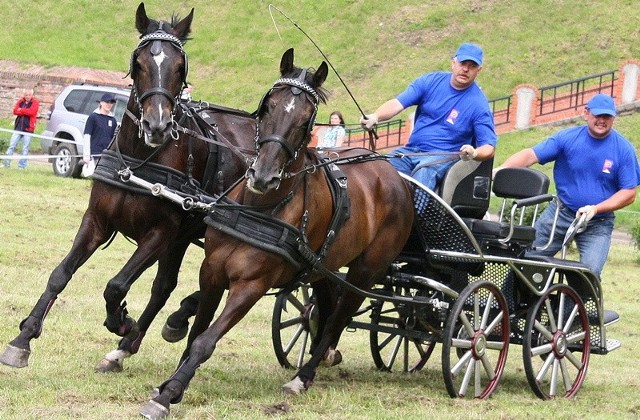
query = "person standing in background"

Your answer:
(3, 88), (40, 169)
(82, 93), (118, 177)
